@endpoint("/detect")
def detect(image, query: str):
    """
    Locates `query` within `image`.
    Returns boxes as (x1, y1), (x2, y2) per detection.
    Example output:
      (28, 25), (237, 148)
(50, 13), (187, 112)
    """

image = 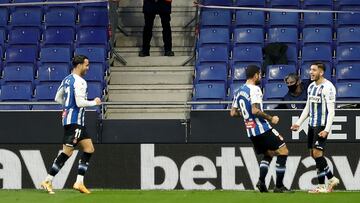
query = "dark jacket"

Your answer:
(276, 80), (311, 109)
(143, 0), (172, 14)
